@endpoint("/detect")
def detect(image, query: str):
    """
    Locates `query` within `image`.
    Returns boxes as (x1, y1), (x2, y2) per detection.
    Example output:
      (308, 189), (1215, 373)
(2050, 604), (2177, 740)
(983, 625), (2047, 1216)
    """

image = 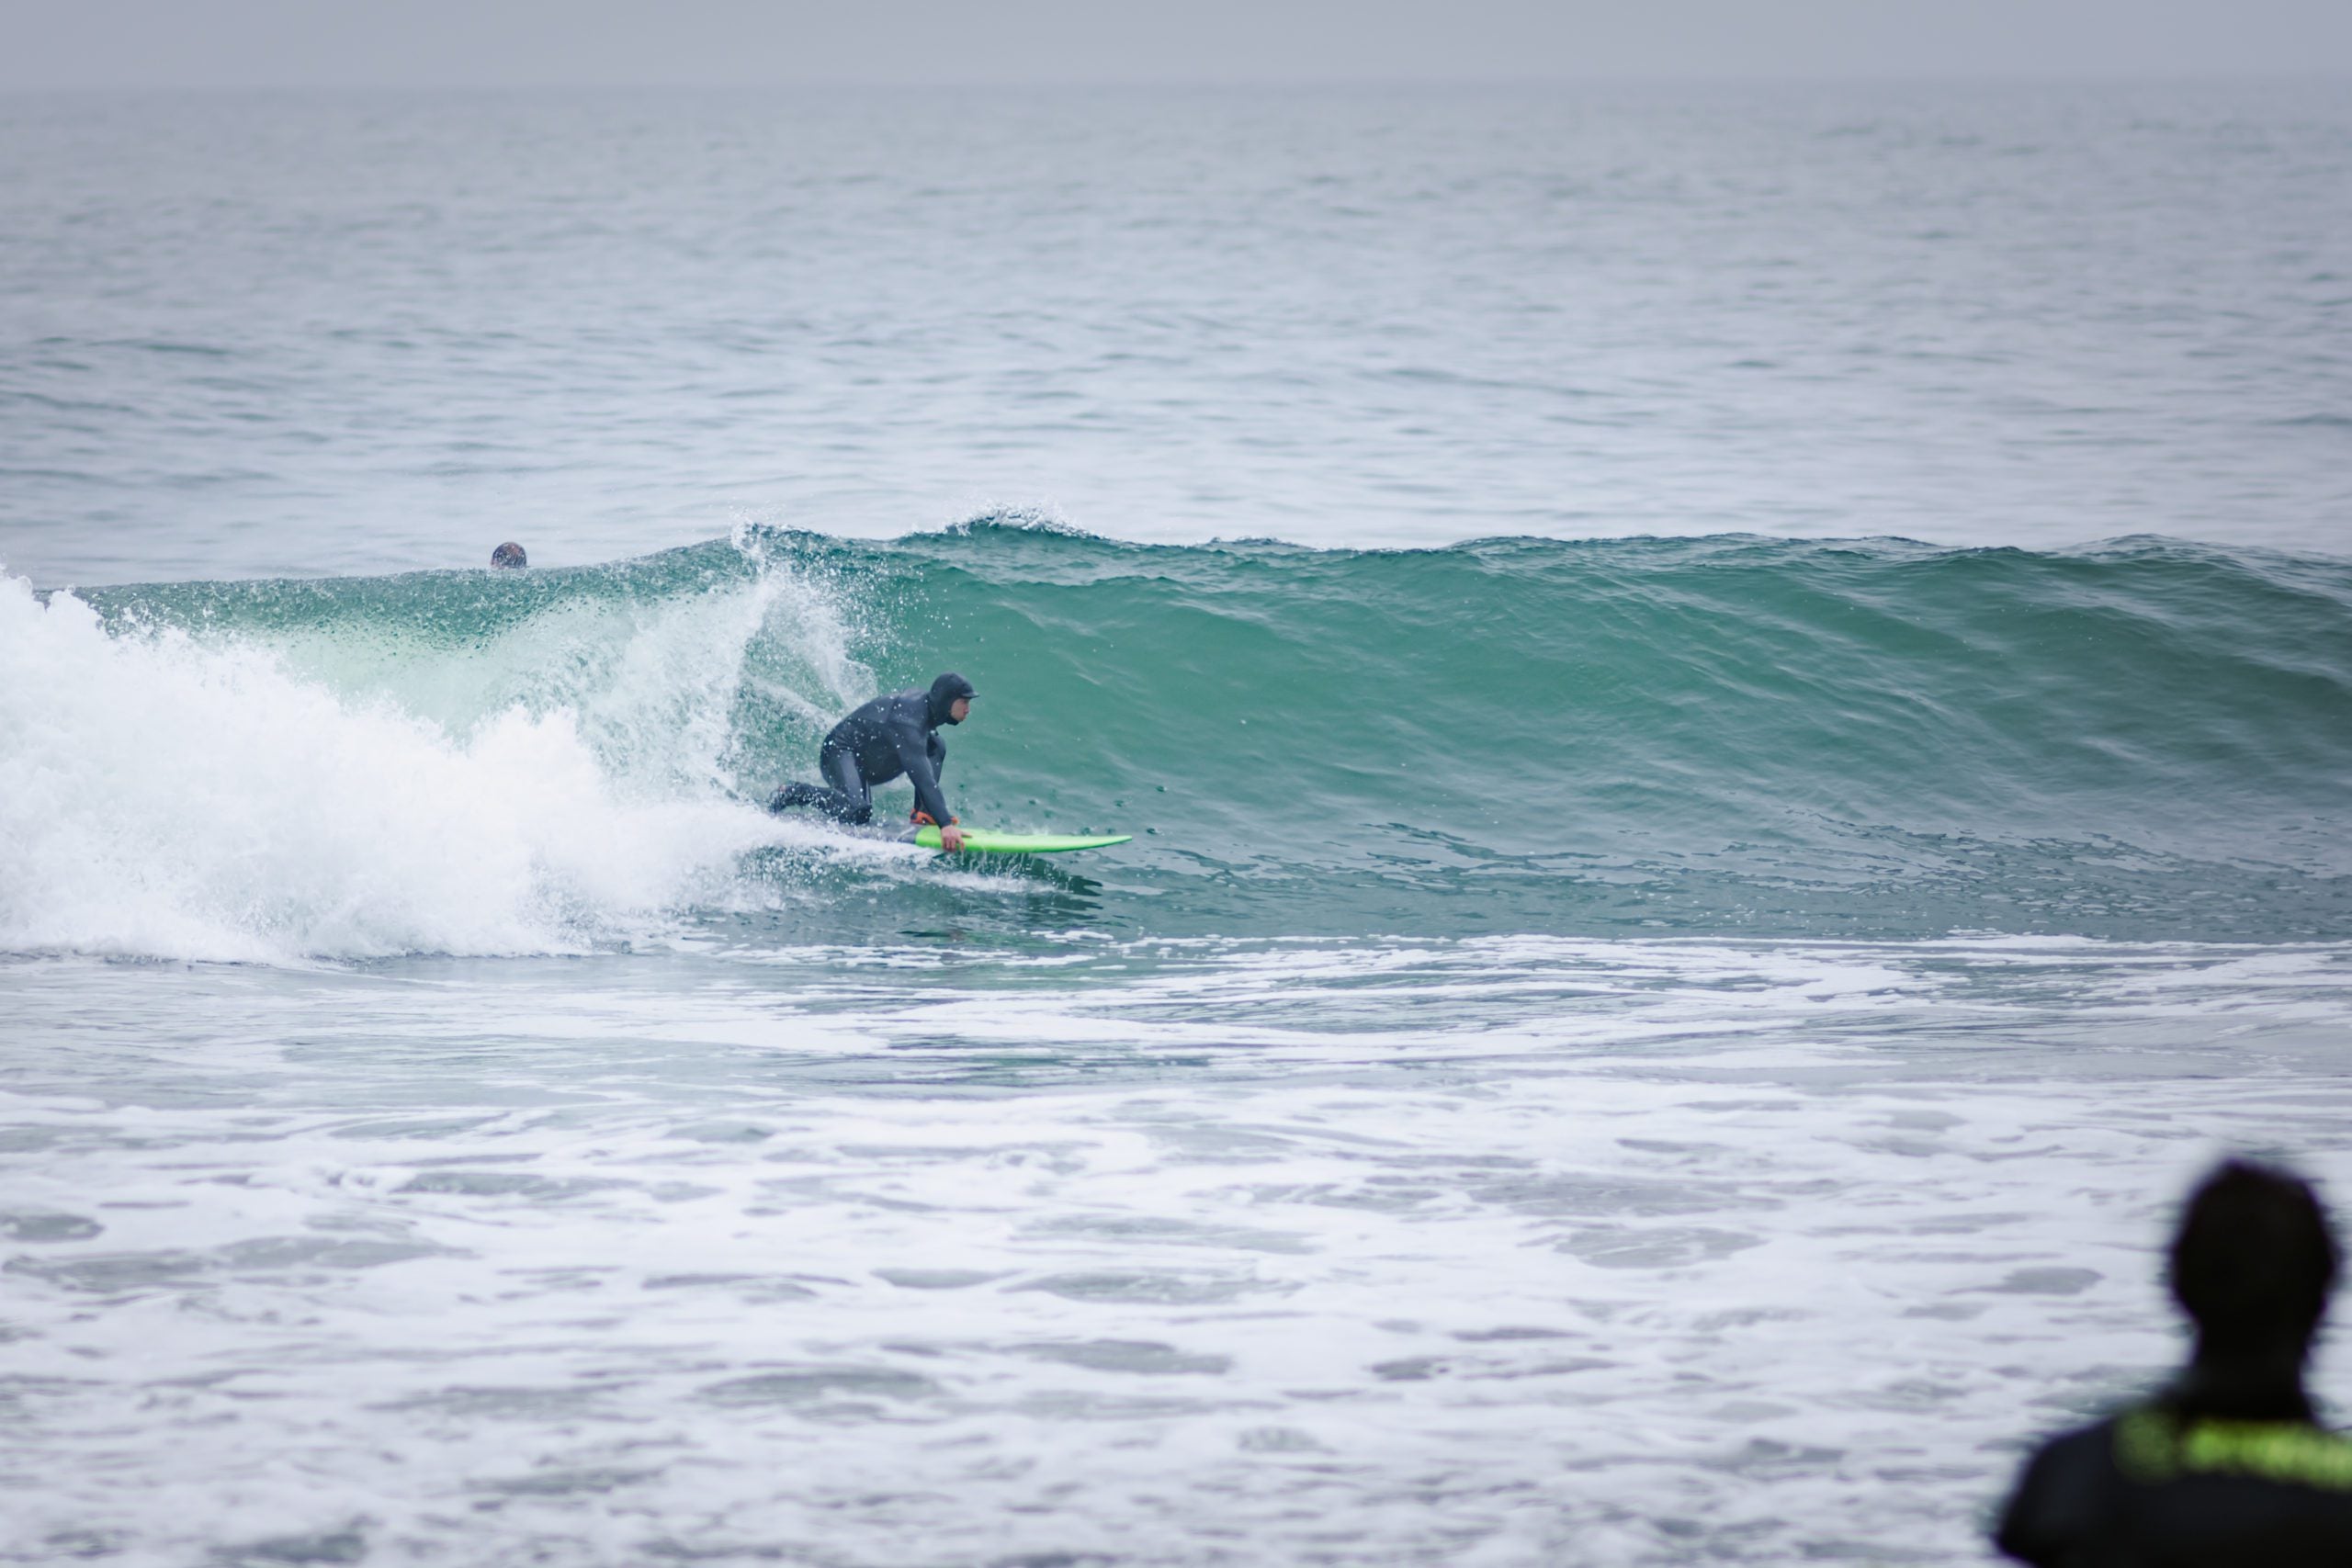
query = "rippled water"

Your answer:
(9, 939), (2352, 1565)
(5, 83), (2350, 585)
(5, 83), (2352, 1568)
